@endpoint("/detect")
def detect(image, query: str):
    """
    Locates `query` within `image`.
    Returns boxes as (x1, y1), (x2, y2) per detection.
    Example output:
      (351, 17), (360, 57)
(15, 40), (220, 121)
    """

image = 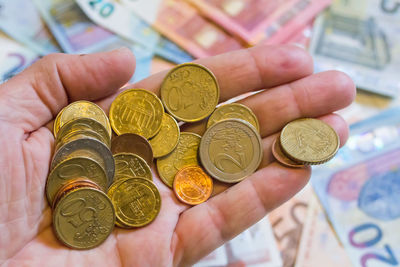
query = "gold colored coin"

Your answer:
(114, 153), (152, 181)
(280, 118), (340, 164)
(56, 118), (111, 148)
(272, 136), (304, 168)
(55, 130), (108, 152)
(54, 107), (65, 137)
(173, 166), (213, 205)
(53, 187), (115, 249)
(199, 119), (263, 183)
(56, 100), (111, 138)
(160, 63), (219, 122)
(156, 132), (201, 187)
(46, 157), (108, 205)
(109, 88), (164, 138)
(207, 103), (260, 132)
(107, 178), (137, 229)
(149, 113), (180, 158)
(111, 177), (161, 227)
(51, 137), (115, 186)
